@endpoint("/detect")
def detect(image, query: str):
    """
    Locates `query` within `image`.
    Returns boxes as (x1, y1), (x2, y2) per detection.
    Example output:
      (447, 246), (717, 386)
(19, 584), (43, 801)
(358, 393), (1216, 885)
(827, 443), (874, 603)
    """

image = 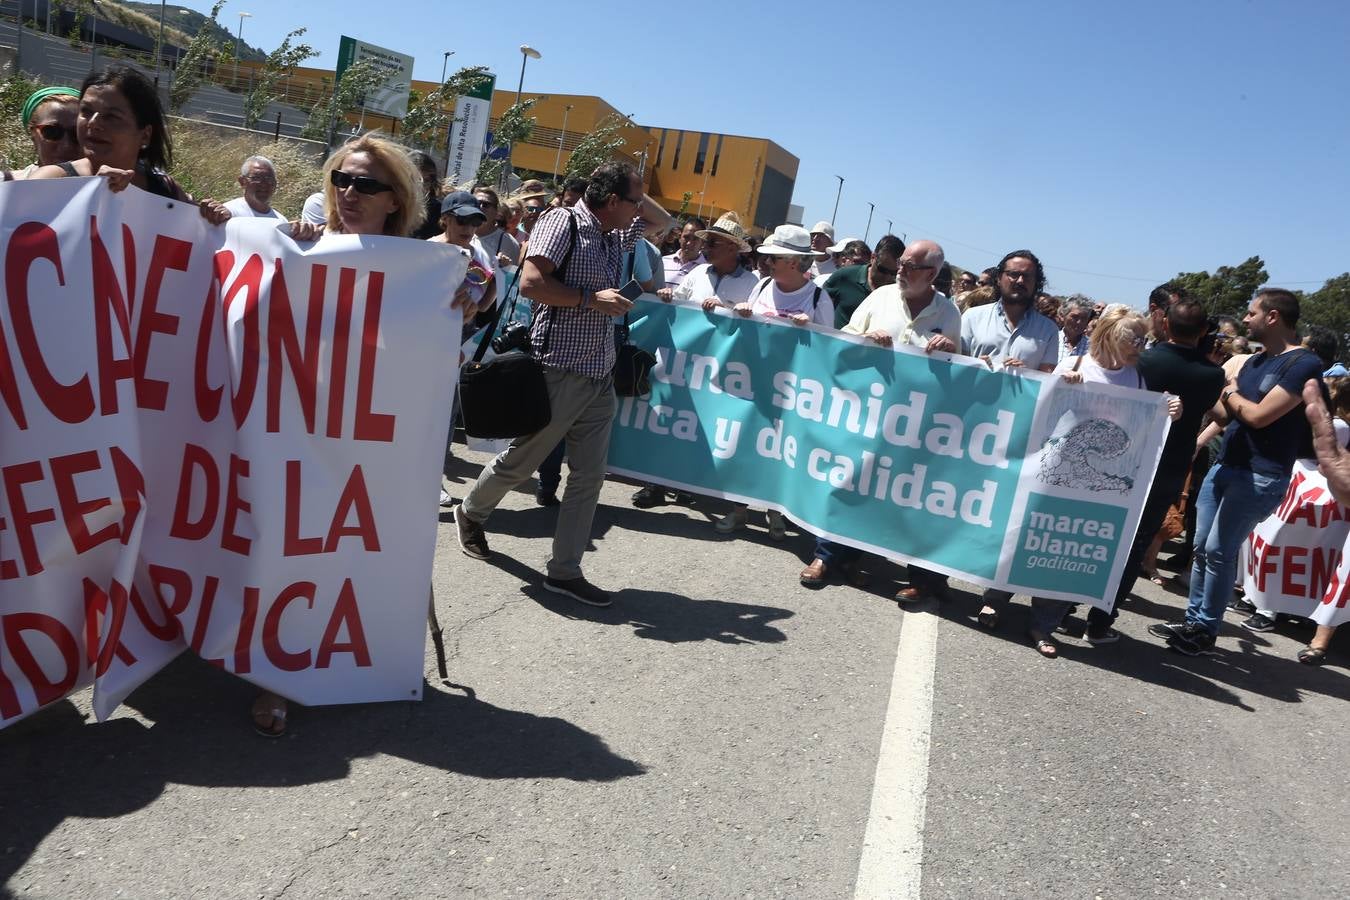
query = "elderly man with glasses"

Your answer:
(224, 155), (286, 219)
